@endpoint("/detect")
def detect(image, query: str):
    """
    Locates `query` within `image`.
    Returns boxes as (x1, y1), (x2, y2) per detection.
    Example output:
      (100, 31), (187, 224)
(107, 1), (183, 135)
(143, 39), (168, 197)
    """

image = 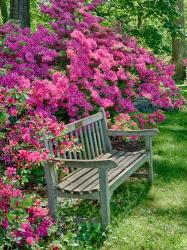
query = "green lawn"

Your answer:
(59, 85), (187, 250)
(100, 85), (187, 250)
